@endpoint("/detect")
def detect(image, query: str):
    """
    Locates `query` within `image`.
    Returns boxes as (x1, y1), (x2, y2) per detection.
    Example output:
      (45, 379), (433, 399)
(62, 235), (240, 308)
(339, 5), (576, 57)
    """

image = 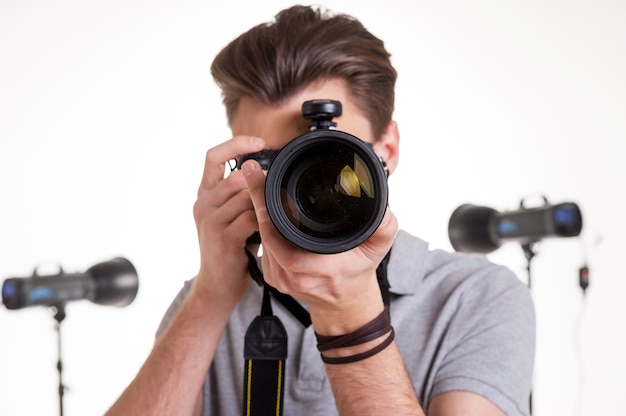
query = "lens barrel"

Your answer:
(265, 129), (388, 254)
